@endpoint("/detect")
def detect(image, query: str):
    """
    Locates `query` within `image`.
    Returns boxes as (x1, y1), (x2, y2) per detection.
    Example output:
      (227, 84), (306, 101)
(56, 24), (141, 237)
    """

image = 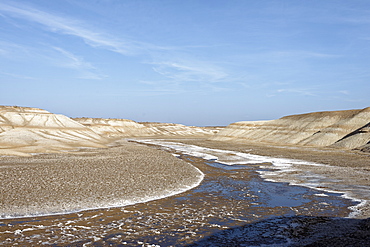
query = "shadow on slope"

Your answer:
(186, 215), (370, 247)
